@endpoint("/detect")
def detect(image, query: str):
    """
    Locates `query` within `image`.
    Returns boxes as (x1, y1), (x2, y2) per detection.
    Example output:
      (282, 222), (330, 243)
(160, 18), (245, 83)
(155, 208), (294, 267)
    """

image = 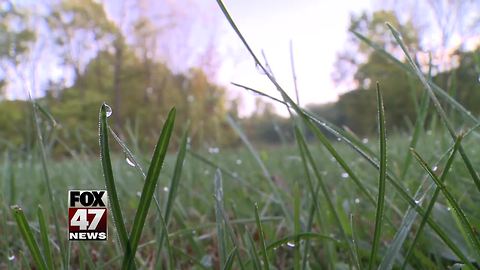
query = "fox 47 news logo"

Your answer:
(68, 190), (108, 240)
